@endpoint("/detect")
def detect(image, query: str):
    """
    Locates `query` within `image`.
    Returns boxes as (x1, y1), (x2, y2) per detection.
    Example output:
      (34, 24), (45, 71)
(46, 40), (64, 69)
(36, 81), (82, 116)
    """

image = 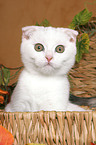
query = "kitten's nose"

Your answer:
(45, 56), (53, 63)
